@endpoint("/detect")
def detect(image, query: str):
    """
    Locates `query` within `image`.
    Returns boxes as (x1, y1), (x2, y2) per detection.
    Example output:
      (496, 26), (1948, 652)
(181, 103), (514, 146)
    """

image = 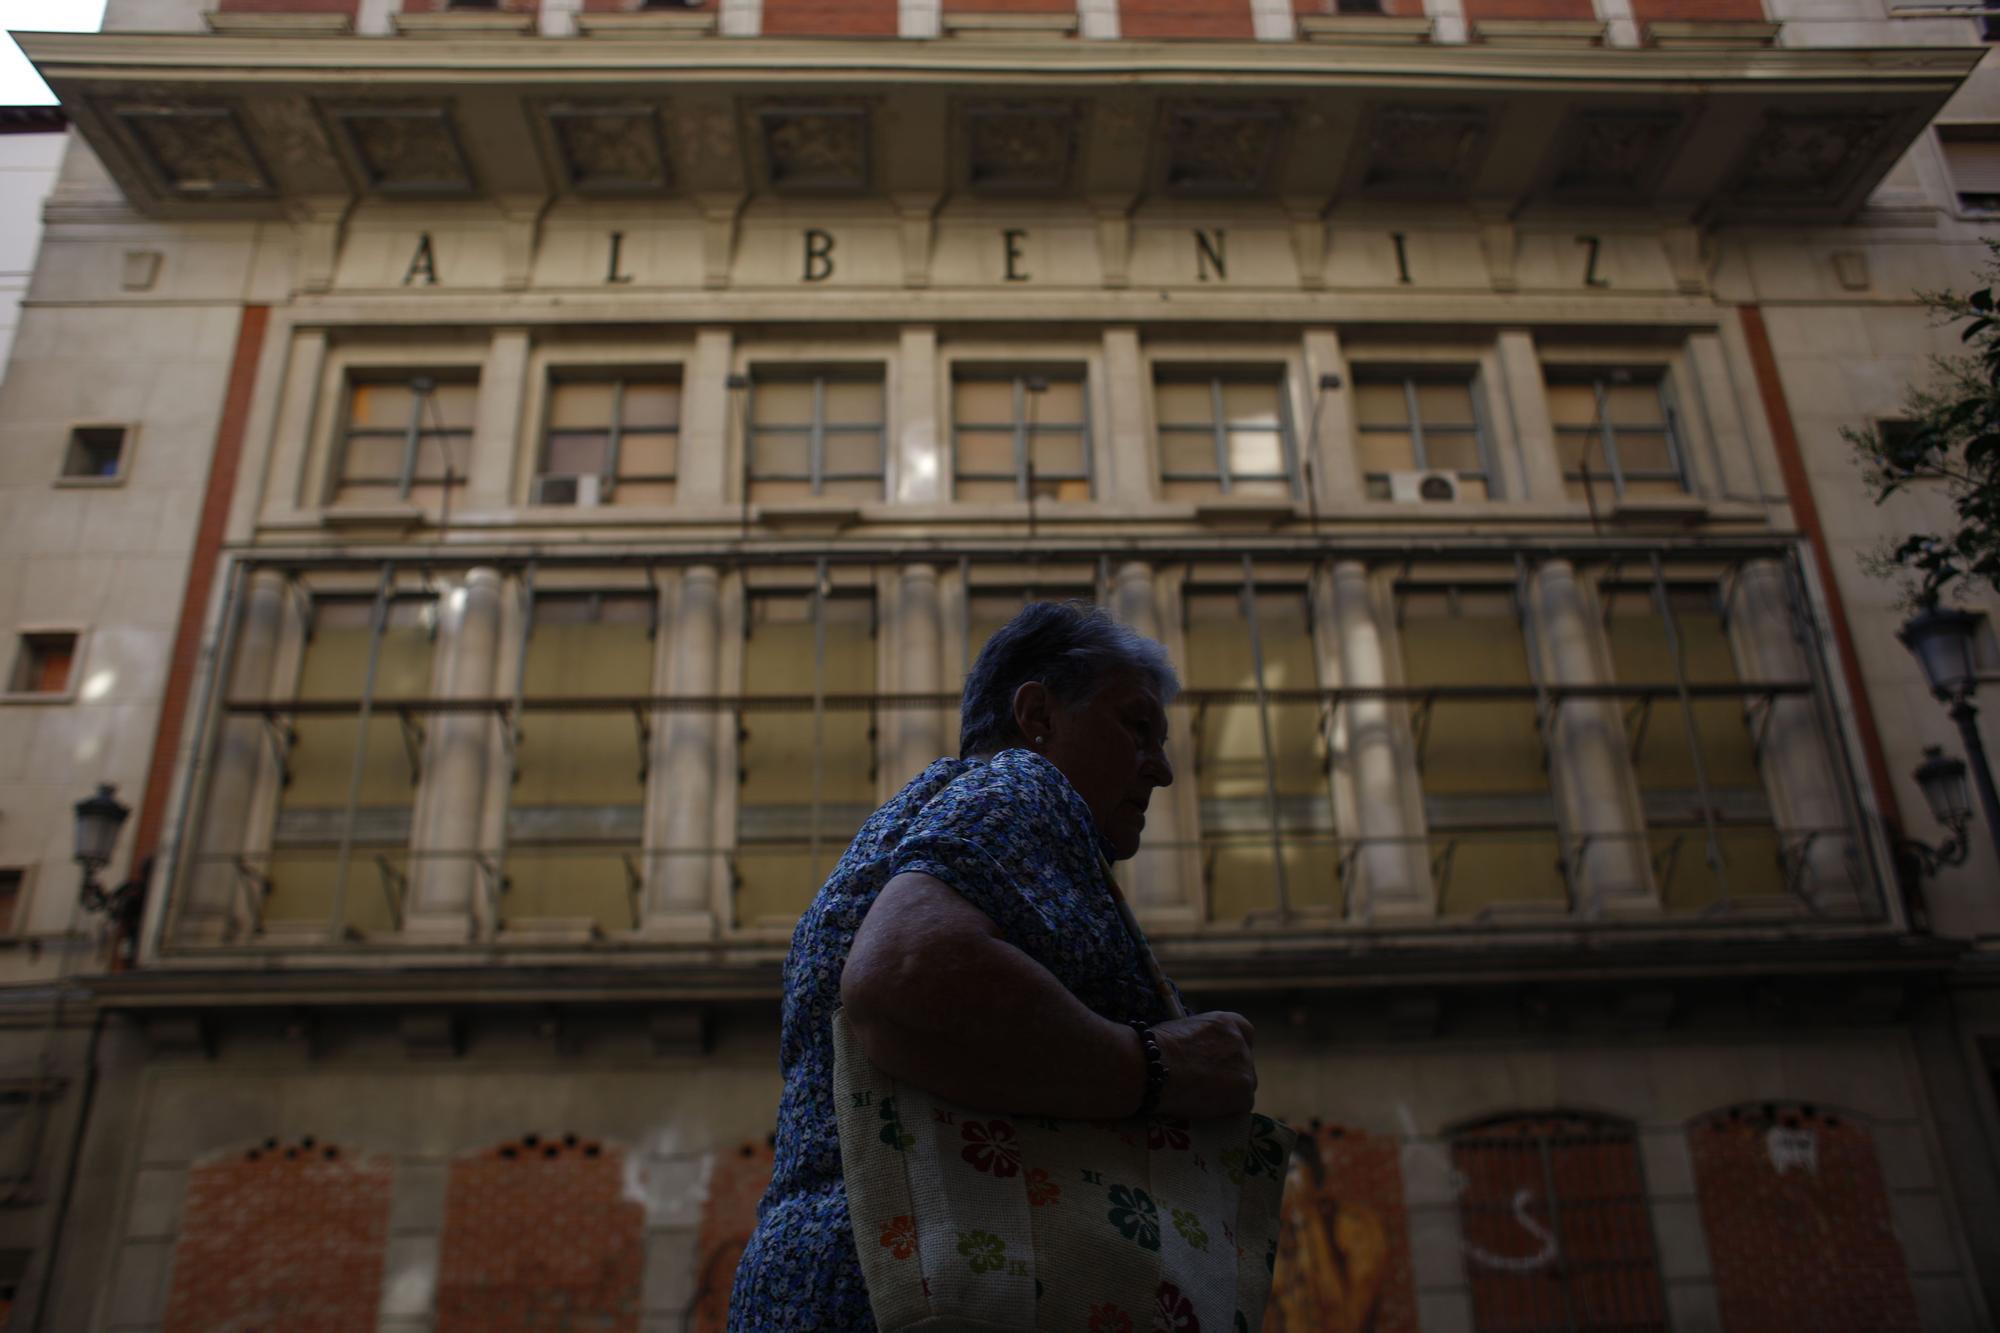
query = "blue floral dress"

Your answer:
(728, 748), (1172, 1331)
